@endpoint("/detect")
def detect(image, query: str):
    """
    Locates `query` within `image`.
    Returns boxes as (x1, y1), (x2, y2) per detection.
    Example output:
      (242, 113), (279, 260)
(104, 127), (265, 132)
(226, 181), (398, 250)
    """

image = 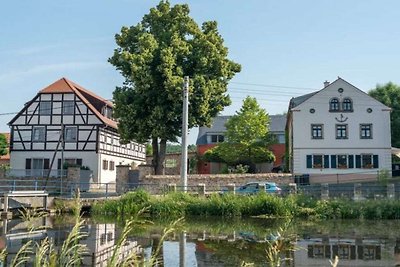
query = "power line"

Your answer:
(230, 81), (319, 91)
